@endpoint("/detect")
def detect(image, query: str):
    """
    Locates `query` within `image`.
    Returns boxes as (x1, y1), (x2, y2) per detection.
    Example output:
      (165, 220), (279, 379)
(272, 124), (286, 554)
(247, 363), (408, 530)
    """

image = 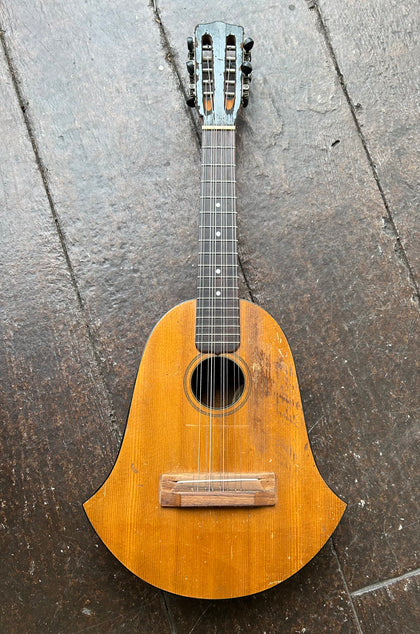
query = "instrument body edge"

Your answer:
(84, 299), (346, 599)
